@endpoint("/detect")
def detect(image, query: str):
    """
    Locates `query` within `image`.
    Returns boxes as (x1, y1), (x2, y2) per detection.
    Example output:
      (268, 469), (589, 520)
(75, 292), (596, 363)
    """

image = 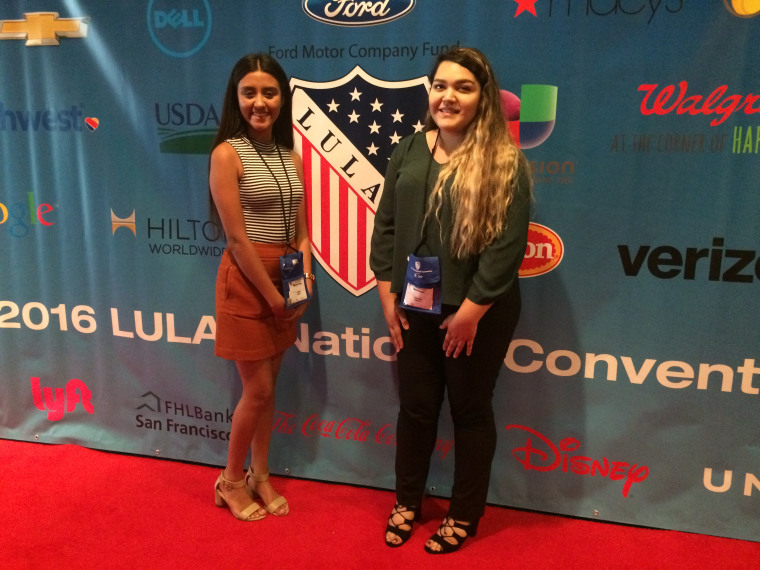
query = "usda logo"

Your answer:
(303, 0), (416, 26)
(147, 0), (212, 58)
